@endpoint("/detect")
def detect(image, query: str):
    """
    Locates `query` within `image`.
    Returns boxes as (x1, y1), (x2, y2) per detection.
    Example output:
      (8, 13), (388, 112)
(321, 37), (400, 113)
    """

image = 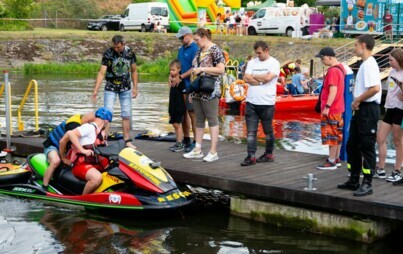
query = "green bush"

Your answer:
(0, 20), (32, 31)
(23, 62), (99, 74)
